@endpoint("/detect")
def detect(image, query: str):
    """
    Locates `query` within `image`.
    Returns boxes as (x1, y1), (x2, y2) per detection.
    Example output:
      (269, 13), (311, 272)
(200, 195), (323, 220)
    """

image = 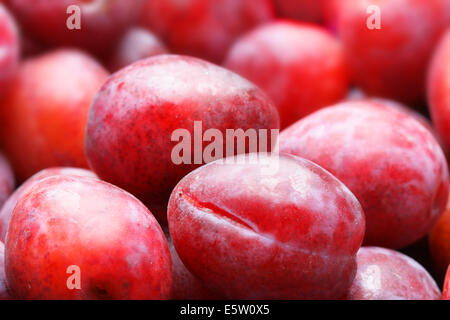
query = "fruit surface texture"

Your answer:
(0, 50), (109, 182)
(347, 247), (441, 300)
(168, 154), (365, 299)
(224, 21), (348, 128)
(85, 54), (279, 222)
(280, 100), (449, 249)
(5, 175), (172, 299)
